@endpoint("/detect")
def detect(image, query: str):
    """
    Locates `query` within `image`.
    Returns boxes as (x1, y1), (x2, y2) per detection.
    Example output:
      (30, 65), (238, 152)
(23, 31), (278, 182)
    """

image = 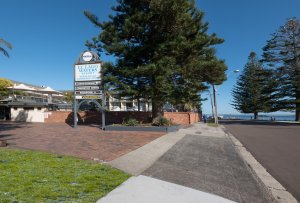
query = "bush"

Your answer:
(122, 118), (139, 126)
(152, 115), (172, 126)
